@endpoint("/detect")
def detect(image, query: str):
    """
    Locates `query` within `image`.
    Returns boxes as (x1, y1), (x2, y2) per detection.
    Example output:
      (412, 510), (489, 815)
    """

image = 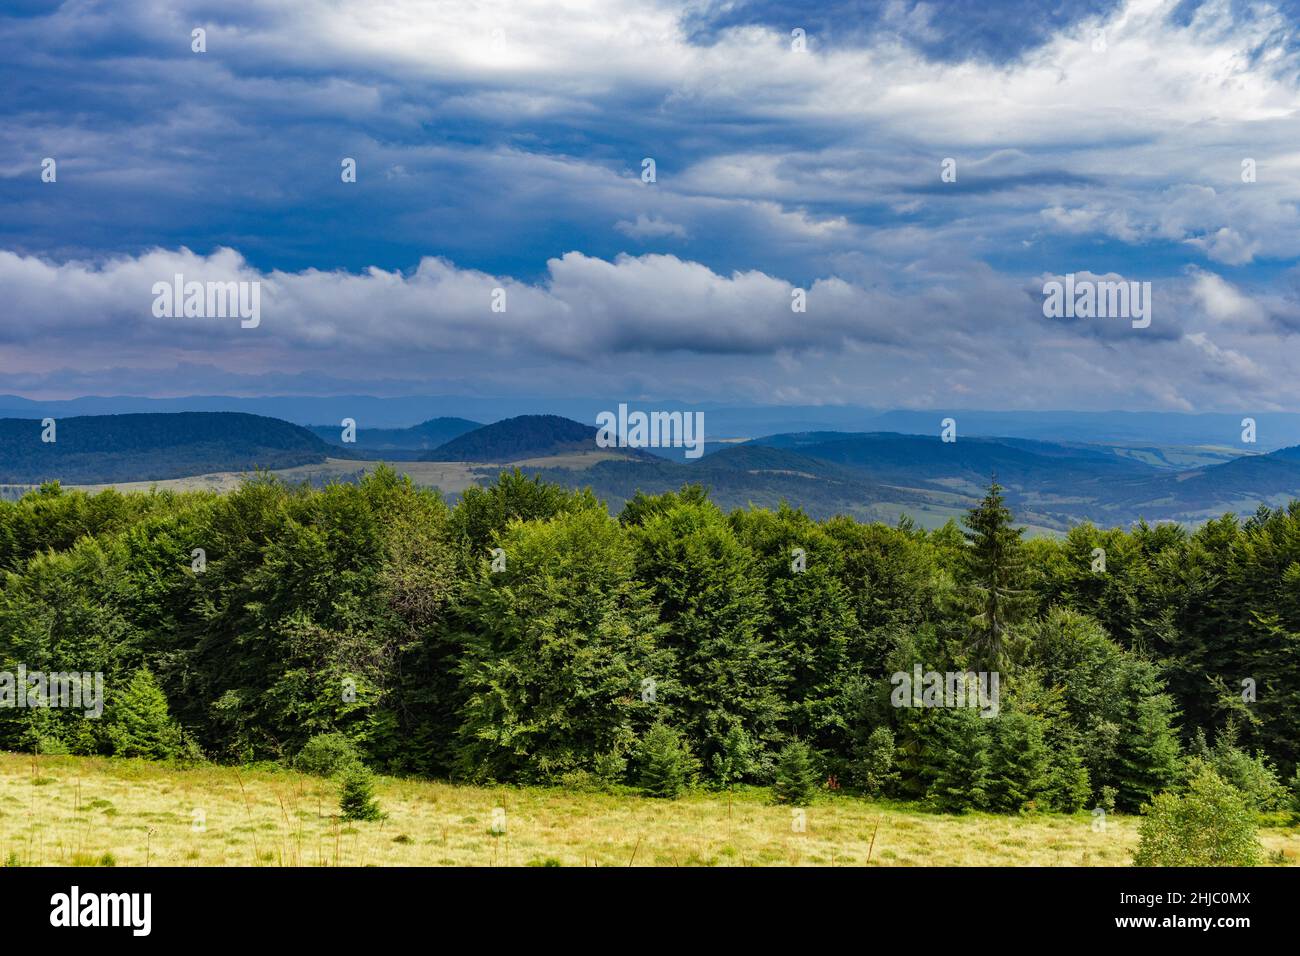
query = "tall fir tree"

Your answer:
(959, 480), (1032, 669)
(1113, 666), (1183, 811)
